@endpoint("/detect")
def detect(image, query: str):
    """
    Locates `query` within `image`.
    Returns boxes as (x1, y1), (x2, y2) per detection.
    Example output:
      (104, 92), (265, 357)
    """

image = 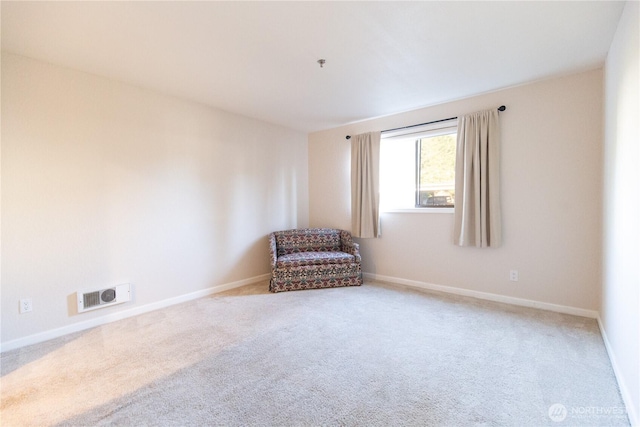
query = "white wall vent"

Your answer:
(77, 284), (131, 313)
